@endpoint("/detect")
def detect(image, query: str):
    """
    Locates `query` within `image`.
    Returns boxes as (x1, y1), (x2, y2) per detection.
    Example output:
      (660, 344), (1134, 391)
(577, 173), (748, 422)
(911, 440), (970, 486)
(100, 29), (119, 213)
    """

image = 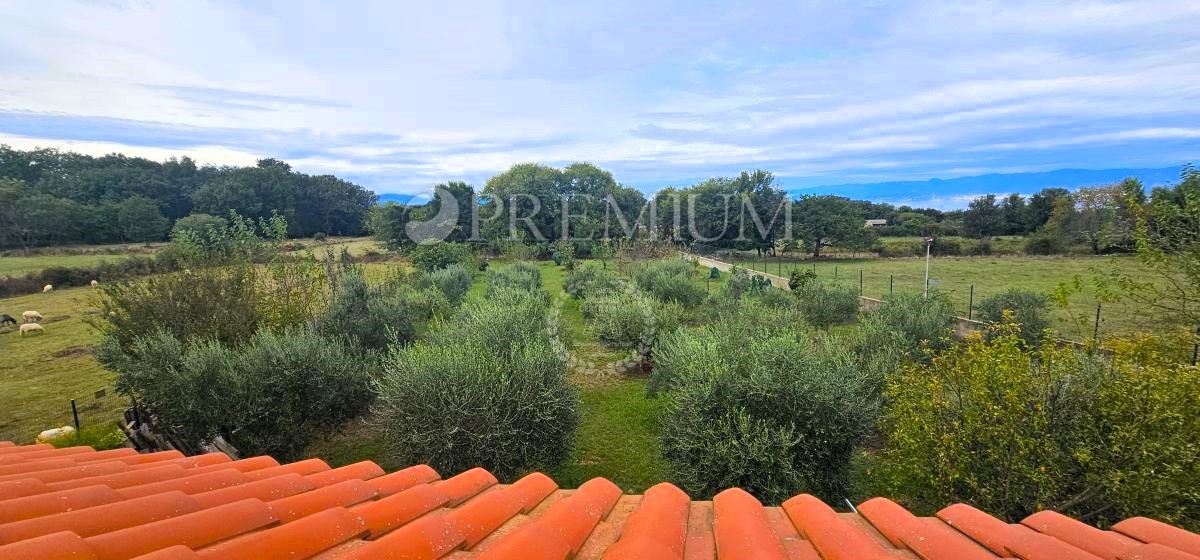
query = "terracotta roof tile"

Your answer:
(365, 464), (440, 497)
(0, 485), (123, 524)
(0, 442), (1198, 560)
(1115, 518), (1200, 558)
(190, 472), (315, 508)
